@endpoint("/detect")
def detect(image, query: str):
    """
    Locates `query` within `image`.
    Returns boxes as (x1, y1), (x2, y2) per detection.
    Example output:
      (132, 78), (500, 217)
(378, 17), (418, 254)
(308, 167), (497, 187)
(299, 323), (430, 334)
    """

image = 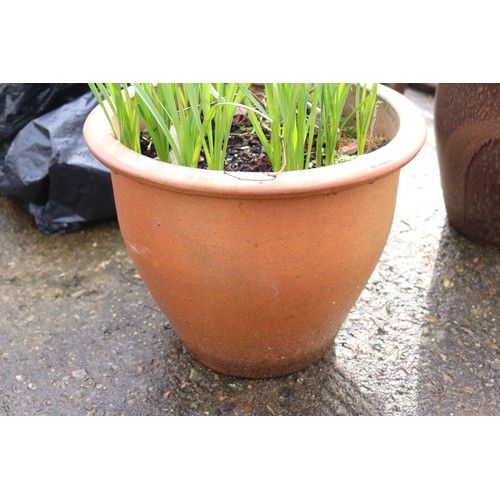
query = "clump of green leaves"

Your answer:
(88, 83), (379, 172)
(236, 84), (319, 171)
(89, 83), (248, 170)
(132, 83), (248, 169)
(237, 83), (379, 171)
(88, 83), (141, 154)
(354, 83), (379, 156)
